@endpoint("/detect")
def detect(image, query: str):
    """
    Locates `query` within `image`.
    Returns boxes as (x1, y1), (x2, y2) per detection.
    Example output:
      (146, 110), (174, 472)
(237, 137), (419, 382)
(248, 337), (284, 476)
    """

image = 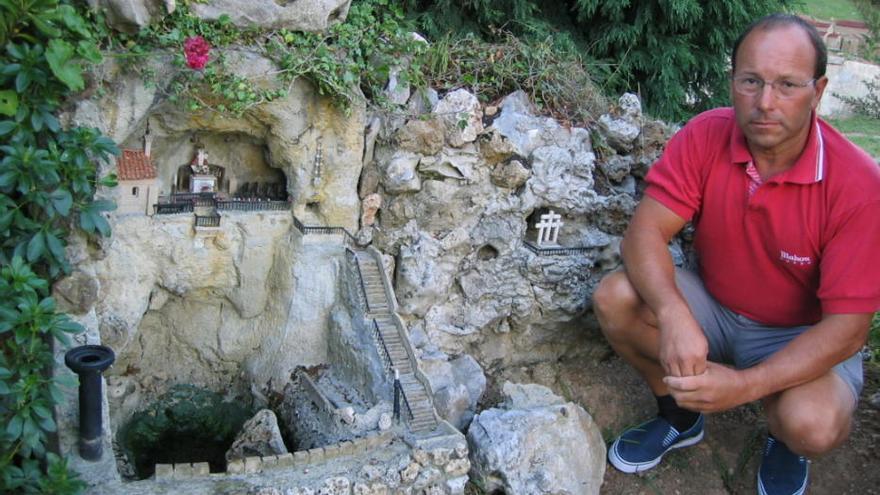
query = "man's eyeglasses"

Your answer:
(731, 75), (816, 99)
